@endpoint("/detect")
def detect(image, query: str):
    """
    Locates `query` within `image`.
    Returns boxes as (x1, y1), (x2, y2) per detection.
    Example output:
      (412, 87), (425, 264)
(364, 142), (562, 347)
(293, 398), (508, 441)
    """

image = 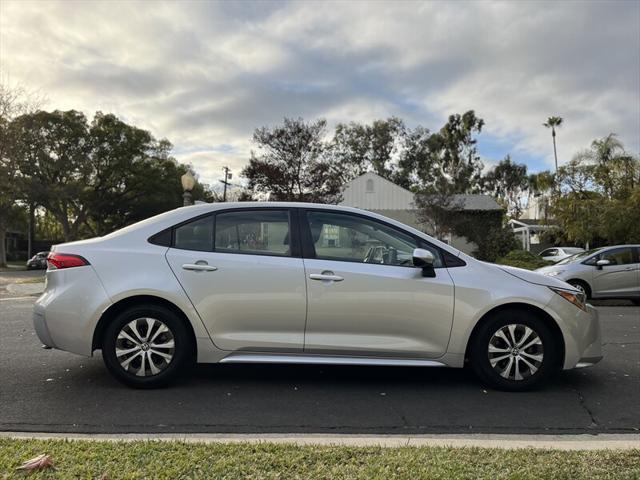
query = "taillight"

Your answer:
(47, 253), (90, 270)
